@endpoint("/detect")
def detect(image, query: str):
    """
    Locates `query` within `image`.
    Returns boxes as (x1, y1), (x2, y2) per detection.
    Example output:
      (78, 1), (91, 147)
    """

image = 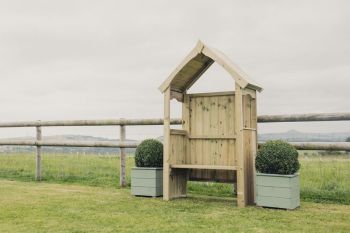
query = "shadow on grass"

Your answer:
(180, 194), (237, 206)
